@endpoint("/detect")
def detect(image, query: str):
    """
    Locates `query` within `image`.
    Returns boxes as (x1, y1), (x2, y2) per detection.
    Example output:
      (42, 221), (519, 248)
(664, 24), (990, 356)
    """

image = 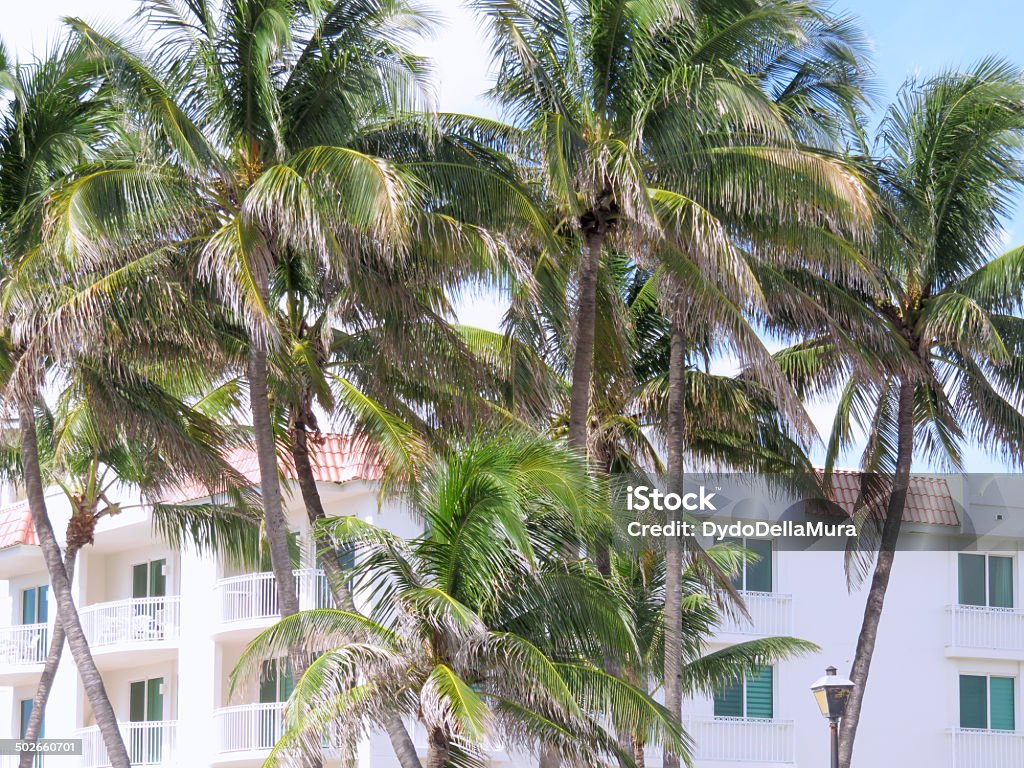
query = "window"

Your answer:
(132, 560), (167, 599)
(960, 675), (1015, 730)
(959, 554), (1013, 608)
(260, 659), (294, 704)
(714, 666), (773, 719)
(728, 539), (773, 593)
(21, 586), (48, 625)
